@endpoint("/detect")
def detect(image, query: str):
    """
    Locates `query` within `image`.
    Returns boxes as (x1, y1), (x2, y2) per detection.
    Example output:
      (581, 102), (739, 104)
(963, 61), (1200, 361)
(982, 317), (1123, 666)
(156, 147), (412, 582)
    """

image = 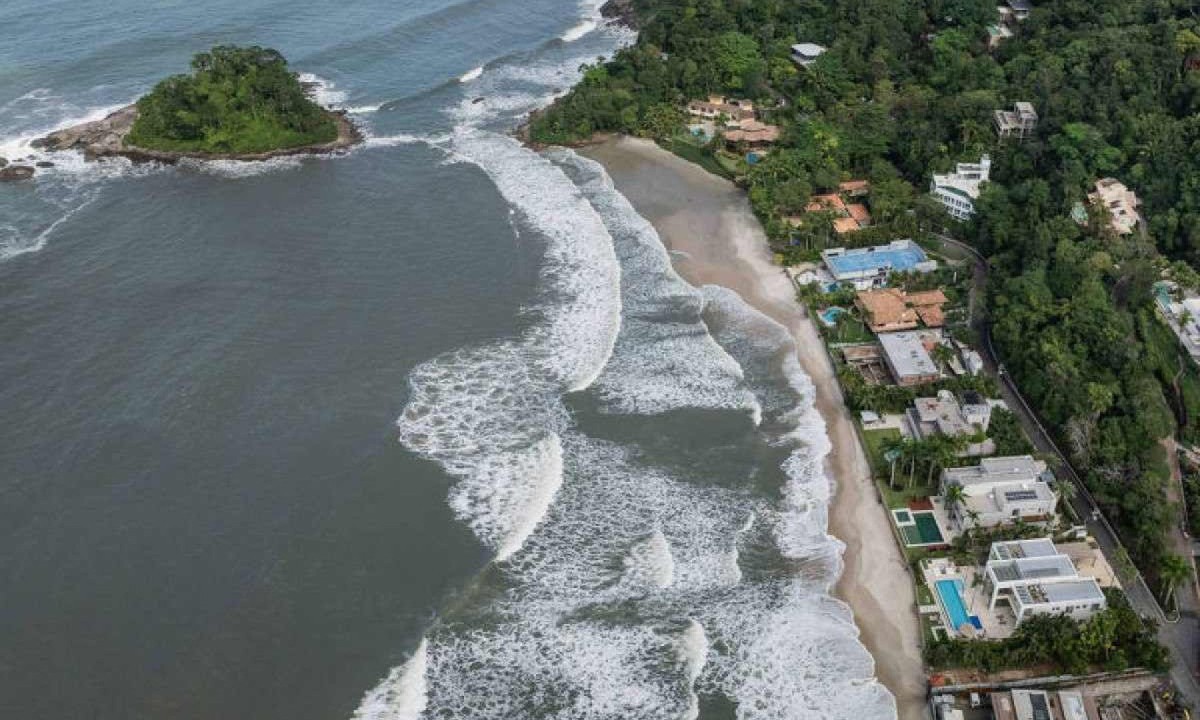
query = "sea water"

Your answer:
(0, 1), (895, 718)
